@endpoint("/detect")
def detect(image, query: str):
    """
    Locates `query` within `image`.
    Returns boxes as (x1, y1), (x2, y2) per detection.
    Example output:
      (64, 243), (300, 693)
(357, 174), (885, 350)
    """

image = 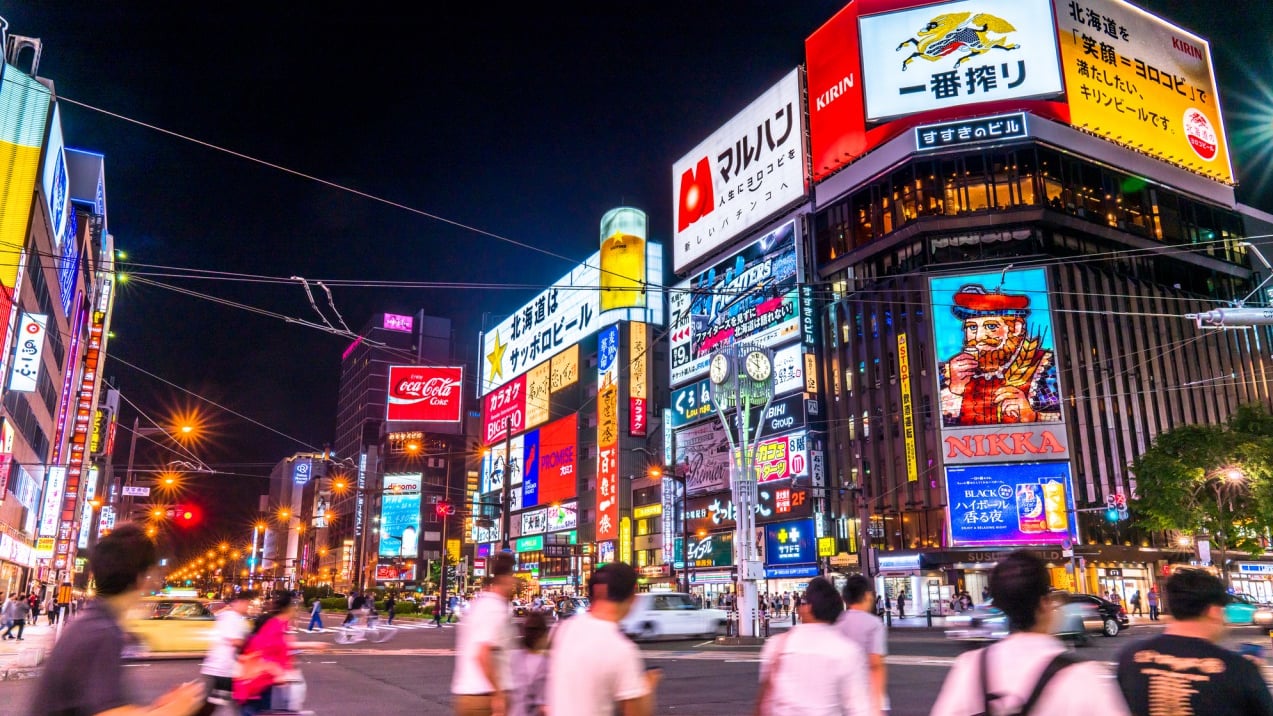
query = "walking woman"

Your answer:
(234, 592), (302, 715)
